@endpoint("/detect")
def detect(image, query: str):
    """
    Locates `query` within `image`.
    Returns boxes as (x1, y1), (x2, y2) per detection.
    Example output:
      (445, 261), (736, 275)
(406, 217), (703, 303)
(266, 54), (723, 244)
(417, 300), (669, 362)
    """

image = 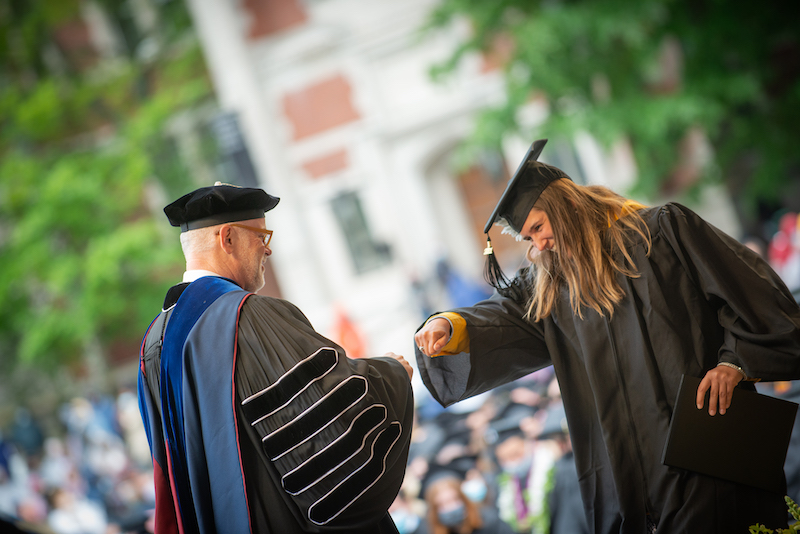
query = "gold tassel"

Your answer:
(483, 236), (523, 300)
